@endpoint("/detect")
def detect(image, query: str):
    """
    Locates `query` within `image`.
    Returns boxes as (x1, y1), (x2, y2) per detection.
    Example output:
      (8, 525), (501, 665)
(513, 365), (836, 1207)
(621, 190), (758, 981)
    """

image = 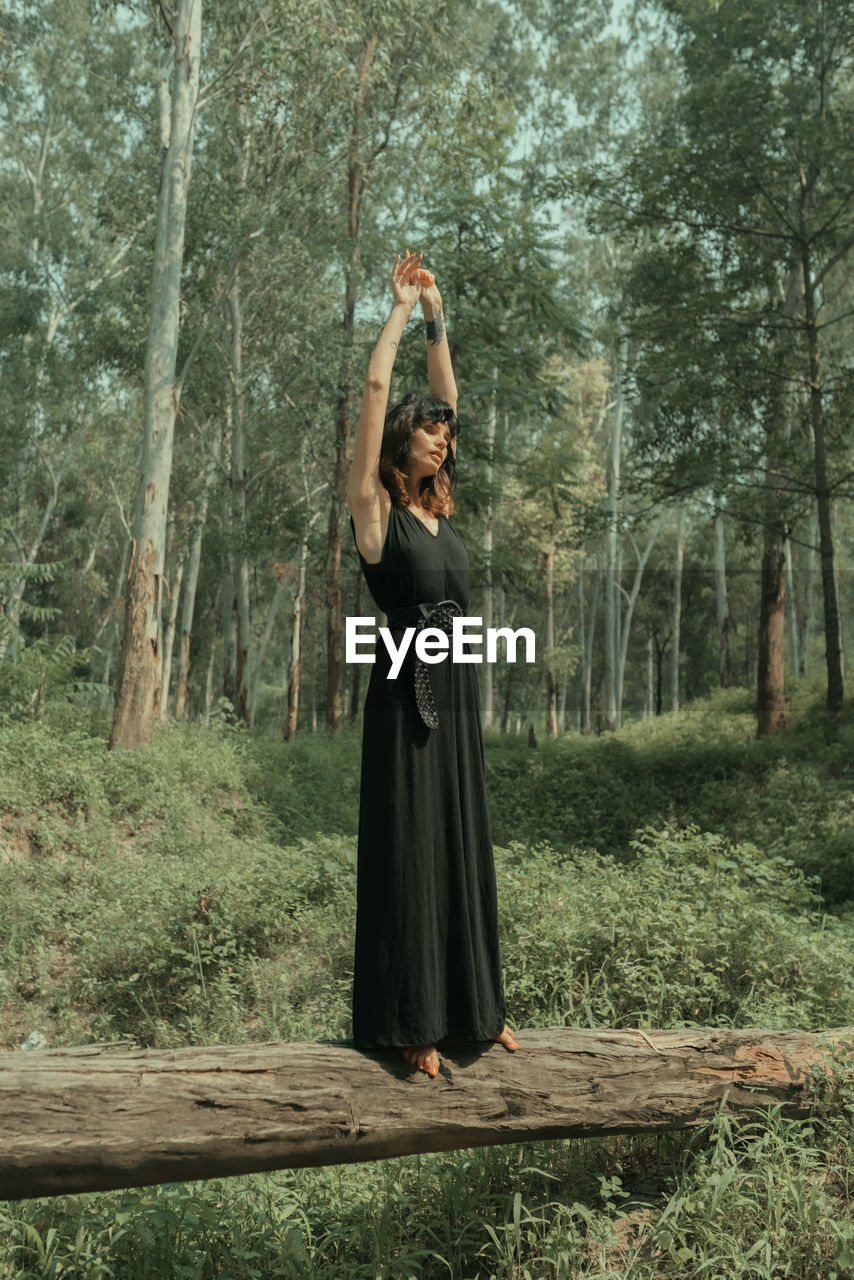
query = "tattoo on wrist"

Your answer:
(425, 309), (445, 347)
(389, 339), (398, 350)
